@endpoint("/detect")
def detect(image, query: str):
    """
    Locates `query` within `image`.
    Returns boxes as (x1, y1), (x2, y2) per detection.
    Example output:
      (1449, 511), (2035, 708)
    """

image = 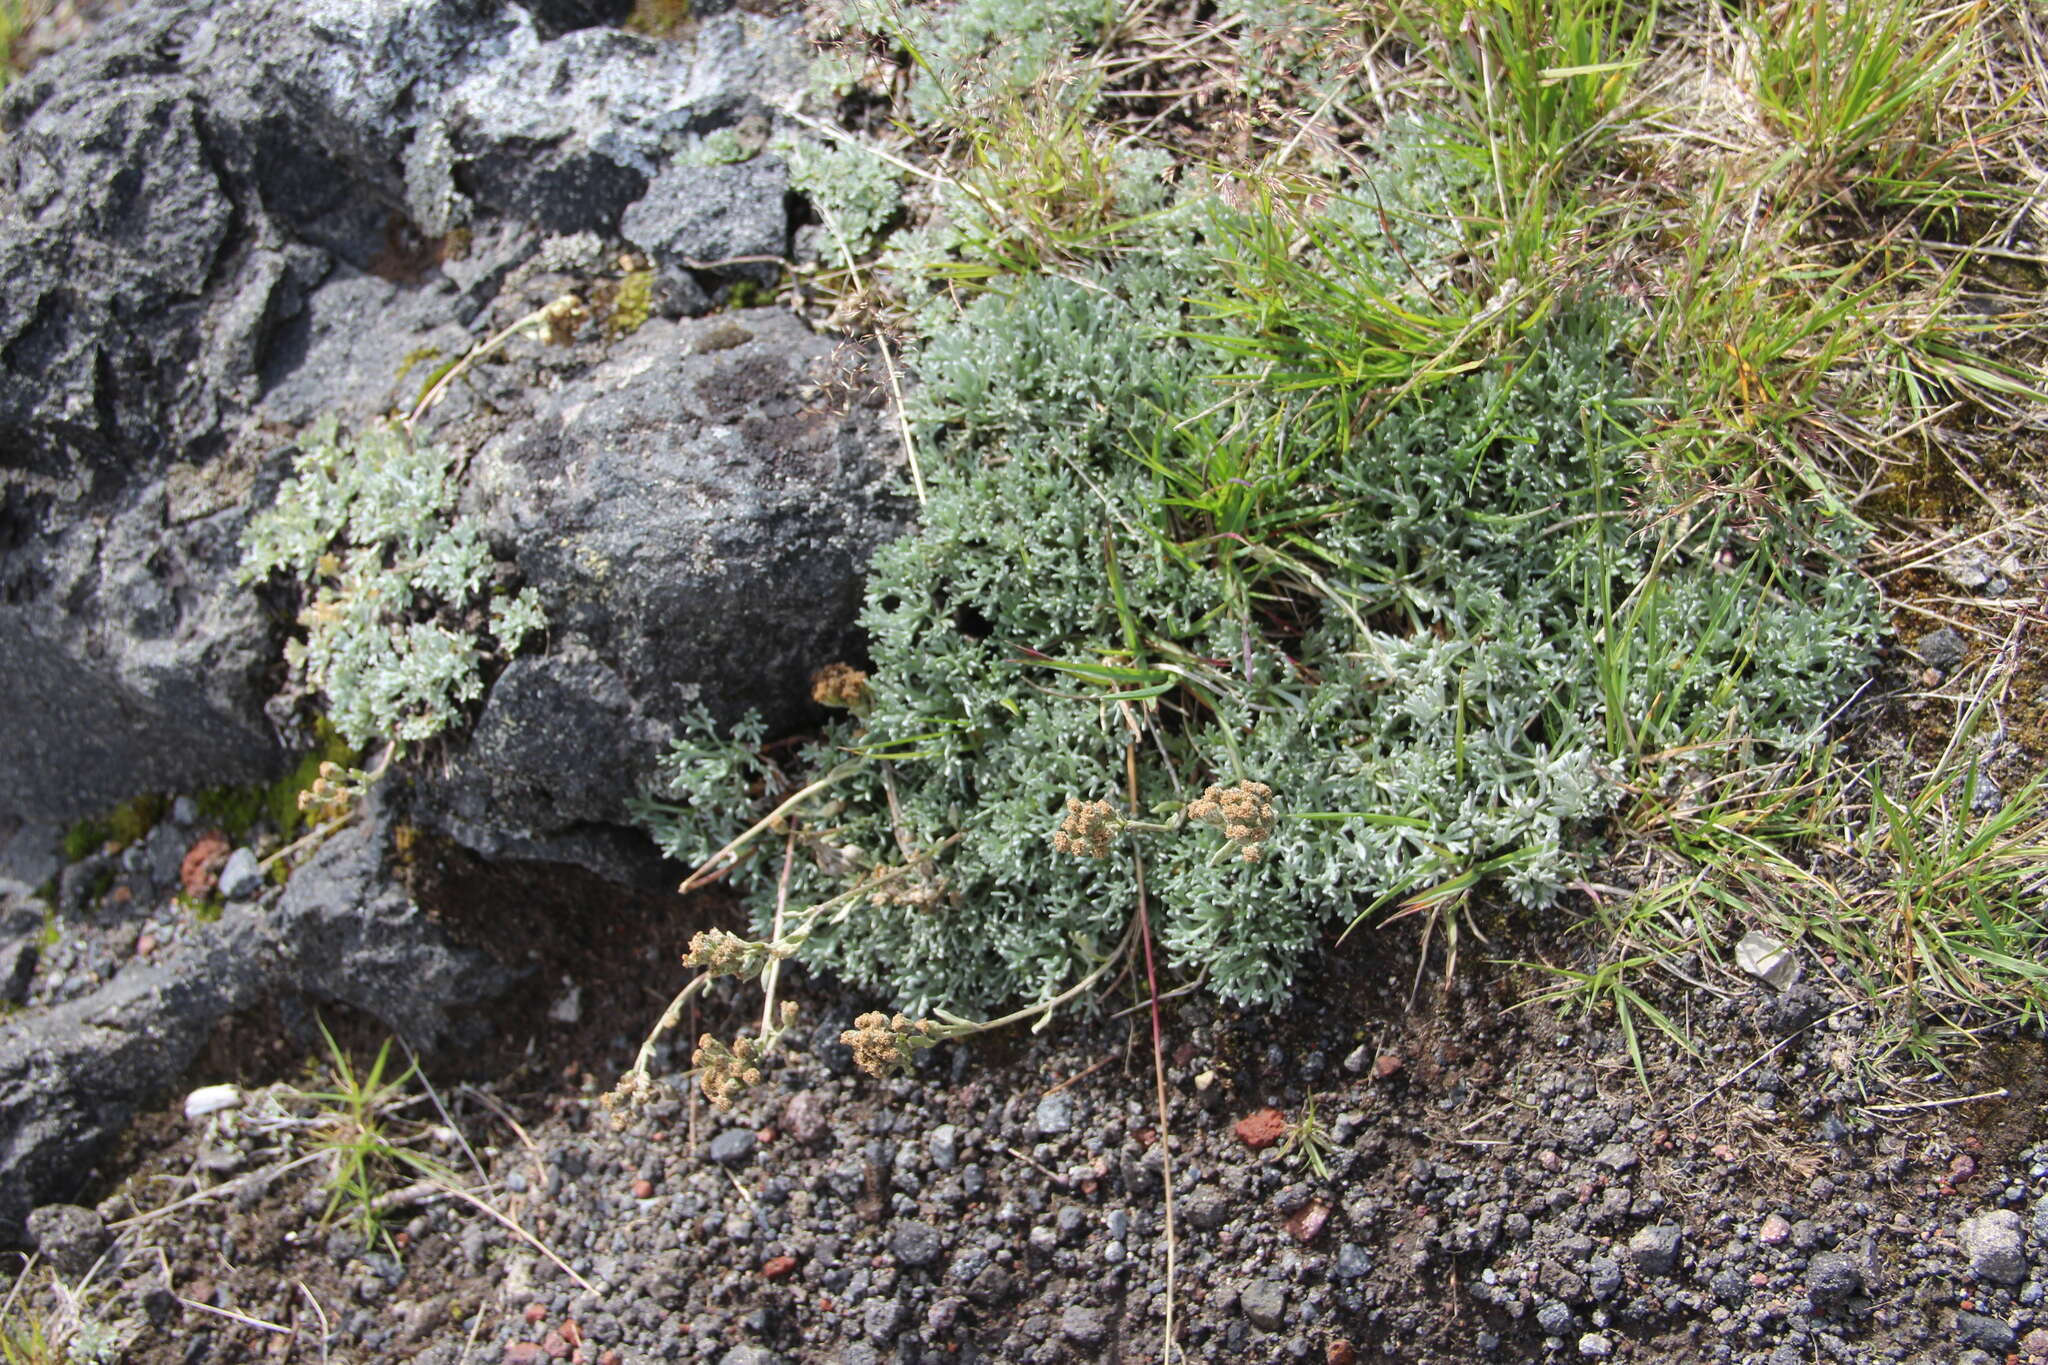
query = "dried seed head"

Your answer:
(598, 1069), (673, 1132)
(692, 1032), (767, 1111)
(841, 1011), (938, 1079)
(1187, 780), (1276, 861)
(810, 662), (872, 712)
(541, 293), (589, 345)
(1051, 797), (1121, 859)
(682, 928), (772, 979)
